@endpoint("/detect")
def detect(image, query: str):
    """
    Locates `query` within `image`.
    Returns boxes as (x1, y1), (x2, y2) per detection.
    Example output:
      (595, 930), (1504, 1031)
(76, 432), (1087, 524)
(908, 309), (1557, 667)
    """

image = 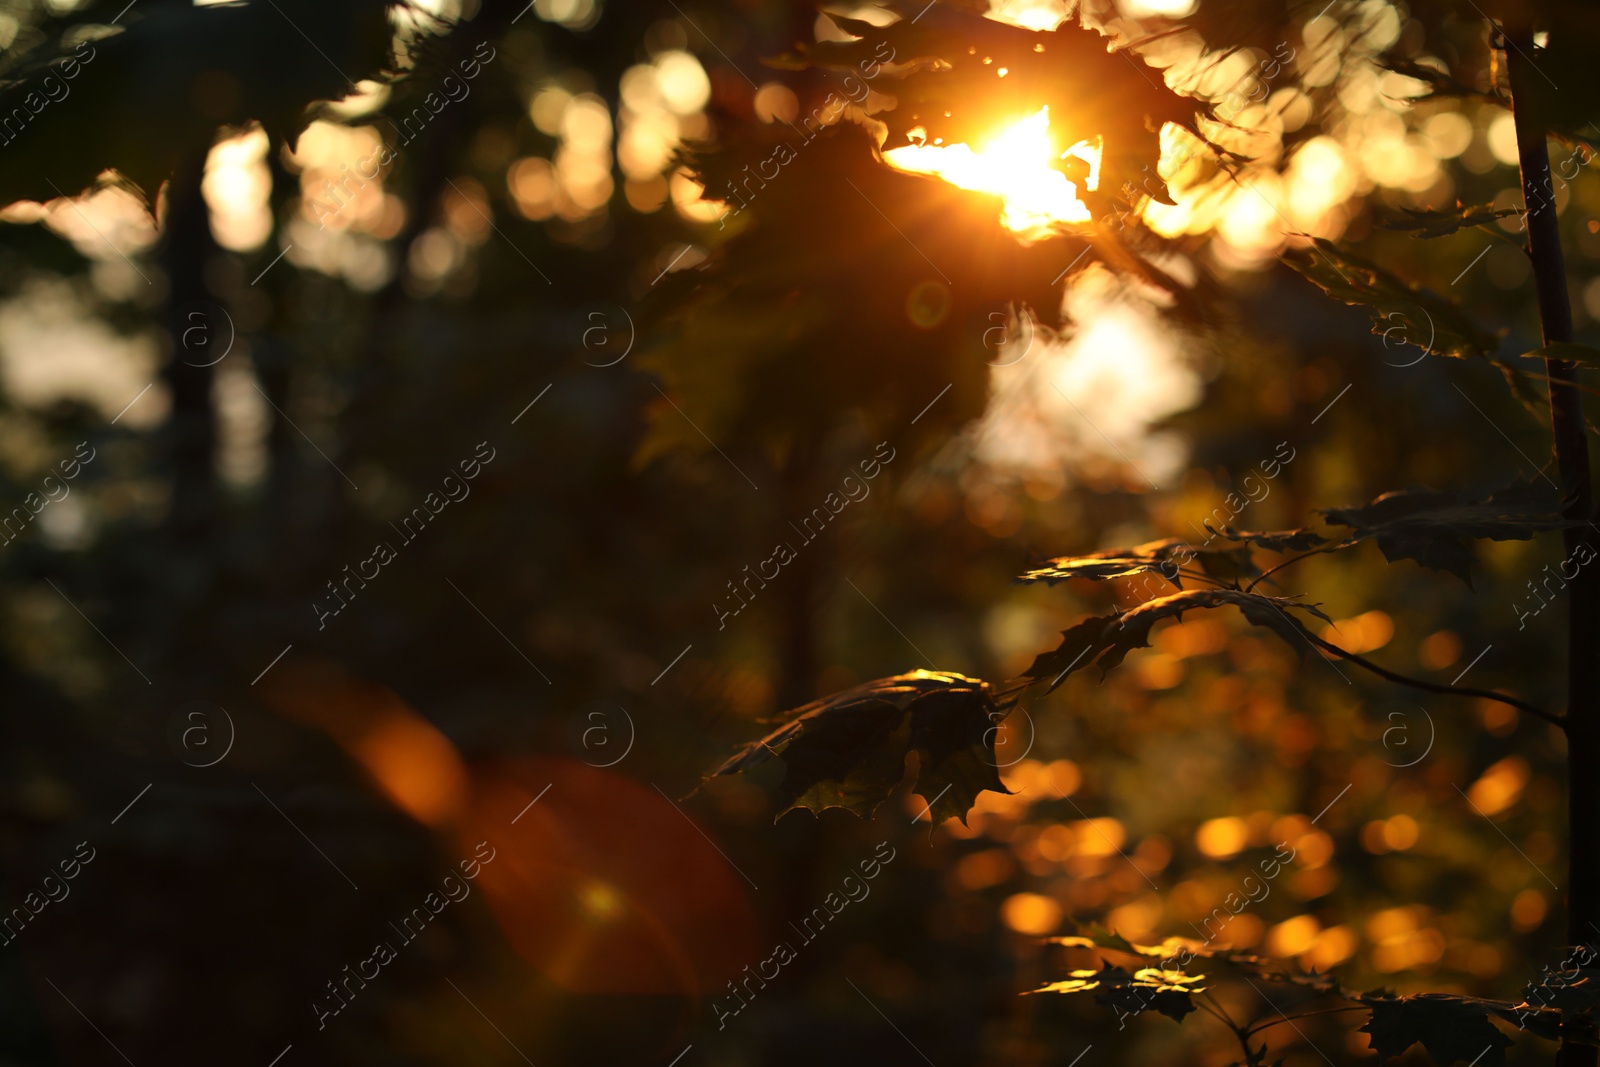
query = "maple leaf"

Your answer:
(1014, 538), (1252, 588)
(1032, 962), (1202, 1024)
(1321, 478), (1577, 585)
(1359, 993), (1515, 1066)
(1022, 589), (1330, 691)
(781, 1), (1215, 205)
(1284, 238), (1501, 362)
(696, 670), (1010, 824)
